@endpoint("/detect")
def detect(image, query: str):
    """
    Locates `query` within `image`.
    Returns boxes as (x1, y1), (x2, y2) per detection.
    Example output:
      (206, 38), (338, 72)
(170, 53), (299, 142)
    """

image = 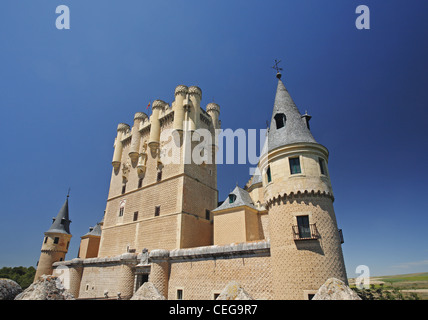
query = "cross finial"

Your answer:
(272, 59), (283, 79)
